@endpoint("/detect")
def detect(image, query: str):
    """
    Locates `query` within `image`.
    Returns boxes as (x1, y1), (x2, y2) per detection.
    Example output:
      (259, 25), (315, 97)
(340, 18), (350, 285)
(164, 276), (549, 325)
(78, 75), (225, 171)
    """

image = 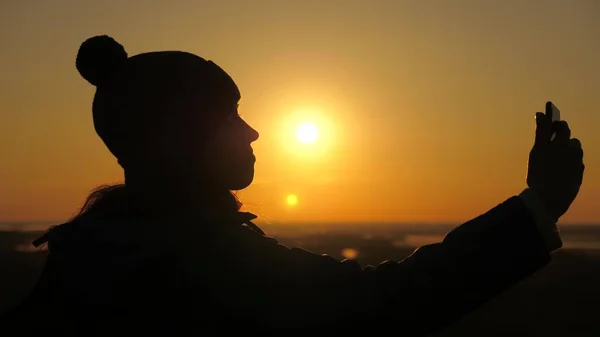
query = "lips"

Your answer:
(241, 150), (255, 163)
